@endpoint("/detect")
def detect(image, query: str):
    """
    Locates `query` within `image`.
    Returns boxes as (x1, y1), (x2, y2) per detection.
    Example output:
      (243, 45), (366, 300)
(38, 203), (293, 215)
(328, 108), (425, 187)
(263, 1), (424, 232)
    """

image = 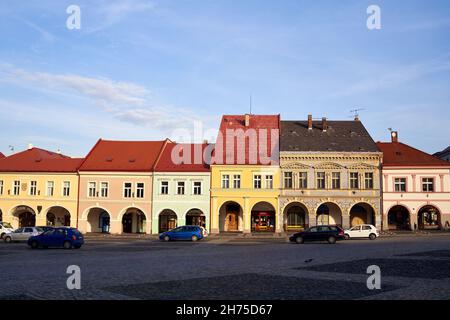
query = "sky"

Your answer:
(0, 0), (449, 157)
